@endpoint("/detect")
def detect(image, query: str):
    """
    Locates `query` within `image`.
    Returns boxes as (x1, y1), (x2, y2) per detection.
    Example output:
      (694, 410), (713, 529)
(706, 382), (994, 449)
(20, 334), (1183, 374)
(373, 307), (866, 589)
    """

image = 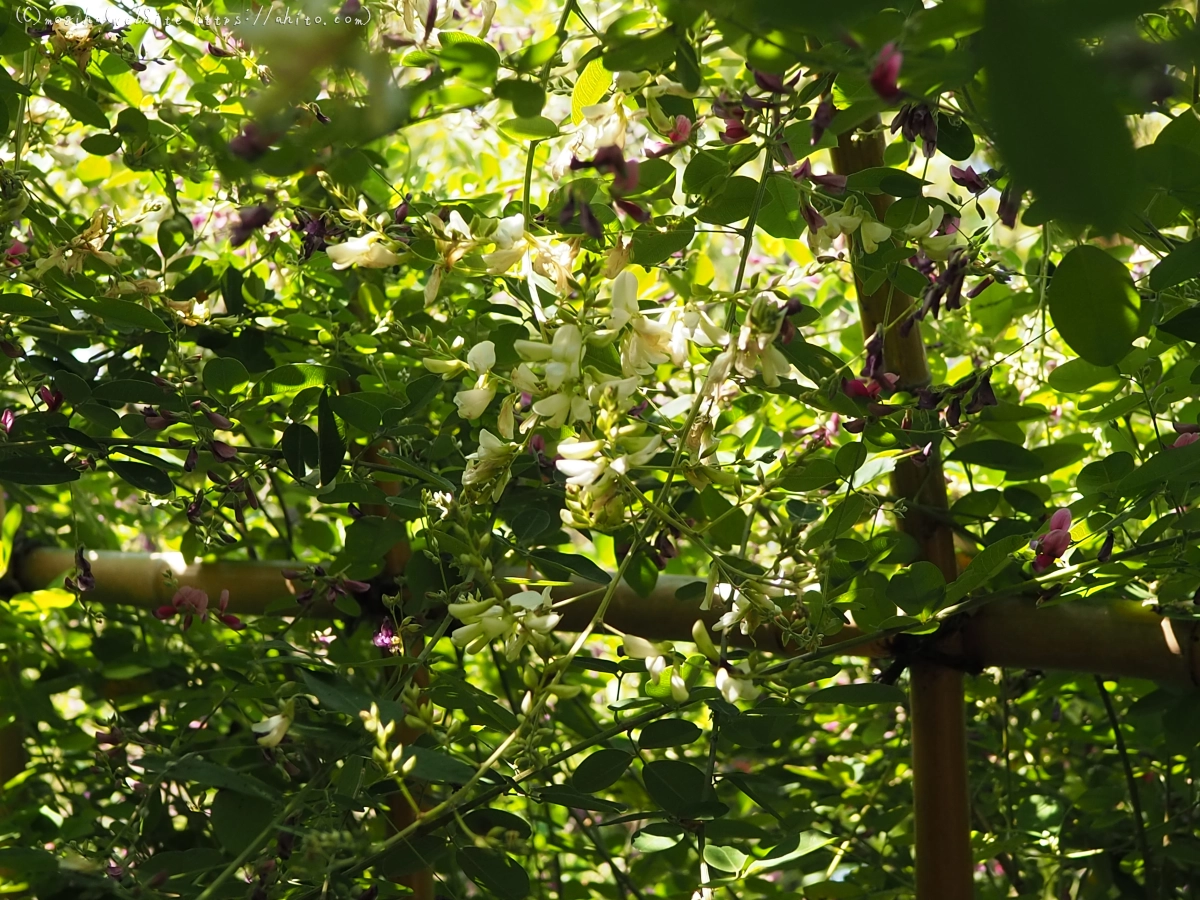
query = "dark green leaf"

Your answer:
(459, 848), (530, 900)
(572, 749), (633, 792)
(1158, 306), (1200, 342)
(42, 84), (110, 128)
(203, 357), (250, 399)
(317, 390), (345, 486)
(806, 683), (906, 706)
(945, 534), (1028, 604)
(1149, 239), (1200, 292)
(0, 293), (55, 318)
(0, 455), (80, 485)
(109, 460), (174, 496)
(948, 440), (1042, 474)
(638, 718), (702, 749)
(981, 0), (1135, 229)
(643, 759), (709, 816)
(1048, 246), (1140, 365)
(281, 422), (314, 480)
(211, 789), (277, 852)
(530, 549), (612, 584)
